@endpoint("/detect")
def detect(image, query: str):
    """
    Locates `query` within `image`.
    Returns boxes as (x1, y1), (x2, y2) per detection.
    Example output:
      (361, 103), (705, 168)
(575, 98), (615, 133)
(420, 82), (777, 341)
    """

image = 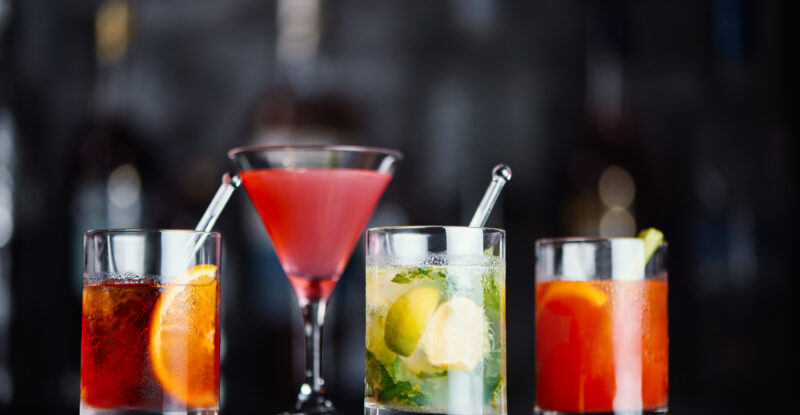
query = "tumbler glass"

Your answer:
(365, 226), (507, 415)
(81, 229), (221, 414)
(535, 237), (668, 414)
